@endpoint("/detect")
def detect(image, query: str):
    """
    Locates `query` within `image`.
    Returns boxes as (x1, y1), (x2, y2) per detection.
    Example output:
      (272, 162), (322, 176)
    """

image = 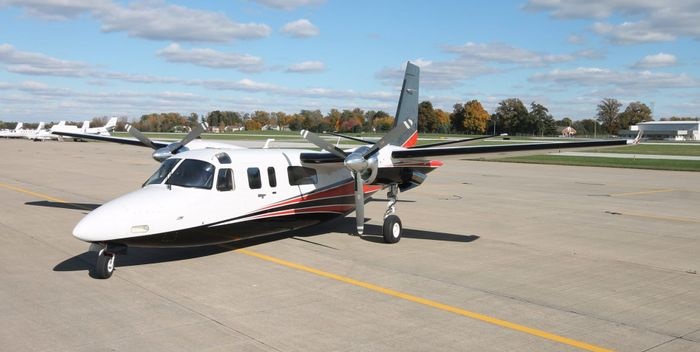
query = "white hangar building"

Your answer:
(629, 121), (700, 141)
